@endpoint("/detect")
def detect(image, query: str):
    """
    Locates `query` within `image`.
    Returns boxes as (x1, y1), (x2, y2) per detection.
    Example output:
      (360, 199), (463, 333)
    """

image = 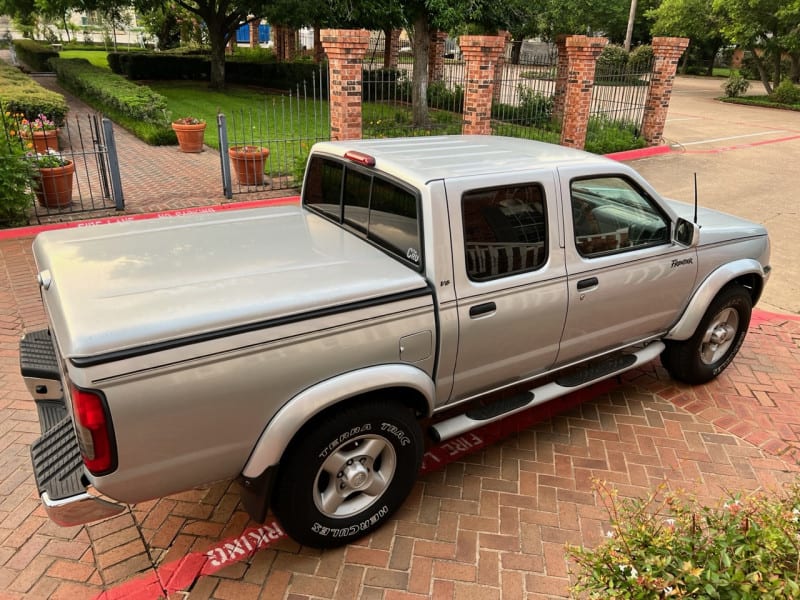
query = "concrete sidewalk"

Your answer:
(1, 75), (799, 599)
